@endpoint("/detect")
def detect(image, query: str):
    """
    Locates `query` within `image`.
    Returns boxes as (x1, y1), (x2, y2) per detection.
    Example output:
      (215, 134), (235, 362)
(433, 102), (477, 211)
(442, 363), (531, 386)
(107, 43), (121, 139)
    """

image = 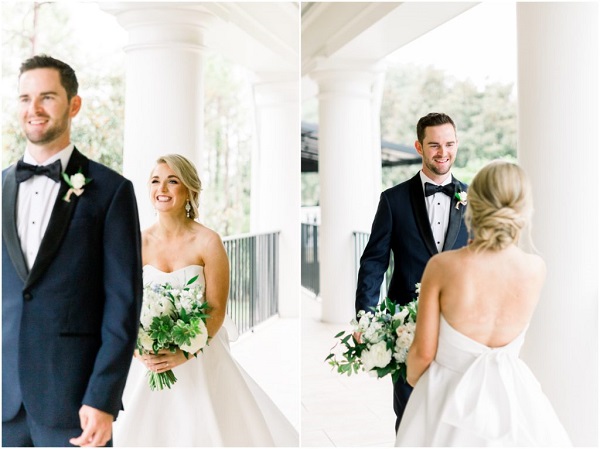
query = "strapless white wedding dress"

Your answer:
(395, 314), (572, 447)
(113, 265), (298, 447)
